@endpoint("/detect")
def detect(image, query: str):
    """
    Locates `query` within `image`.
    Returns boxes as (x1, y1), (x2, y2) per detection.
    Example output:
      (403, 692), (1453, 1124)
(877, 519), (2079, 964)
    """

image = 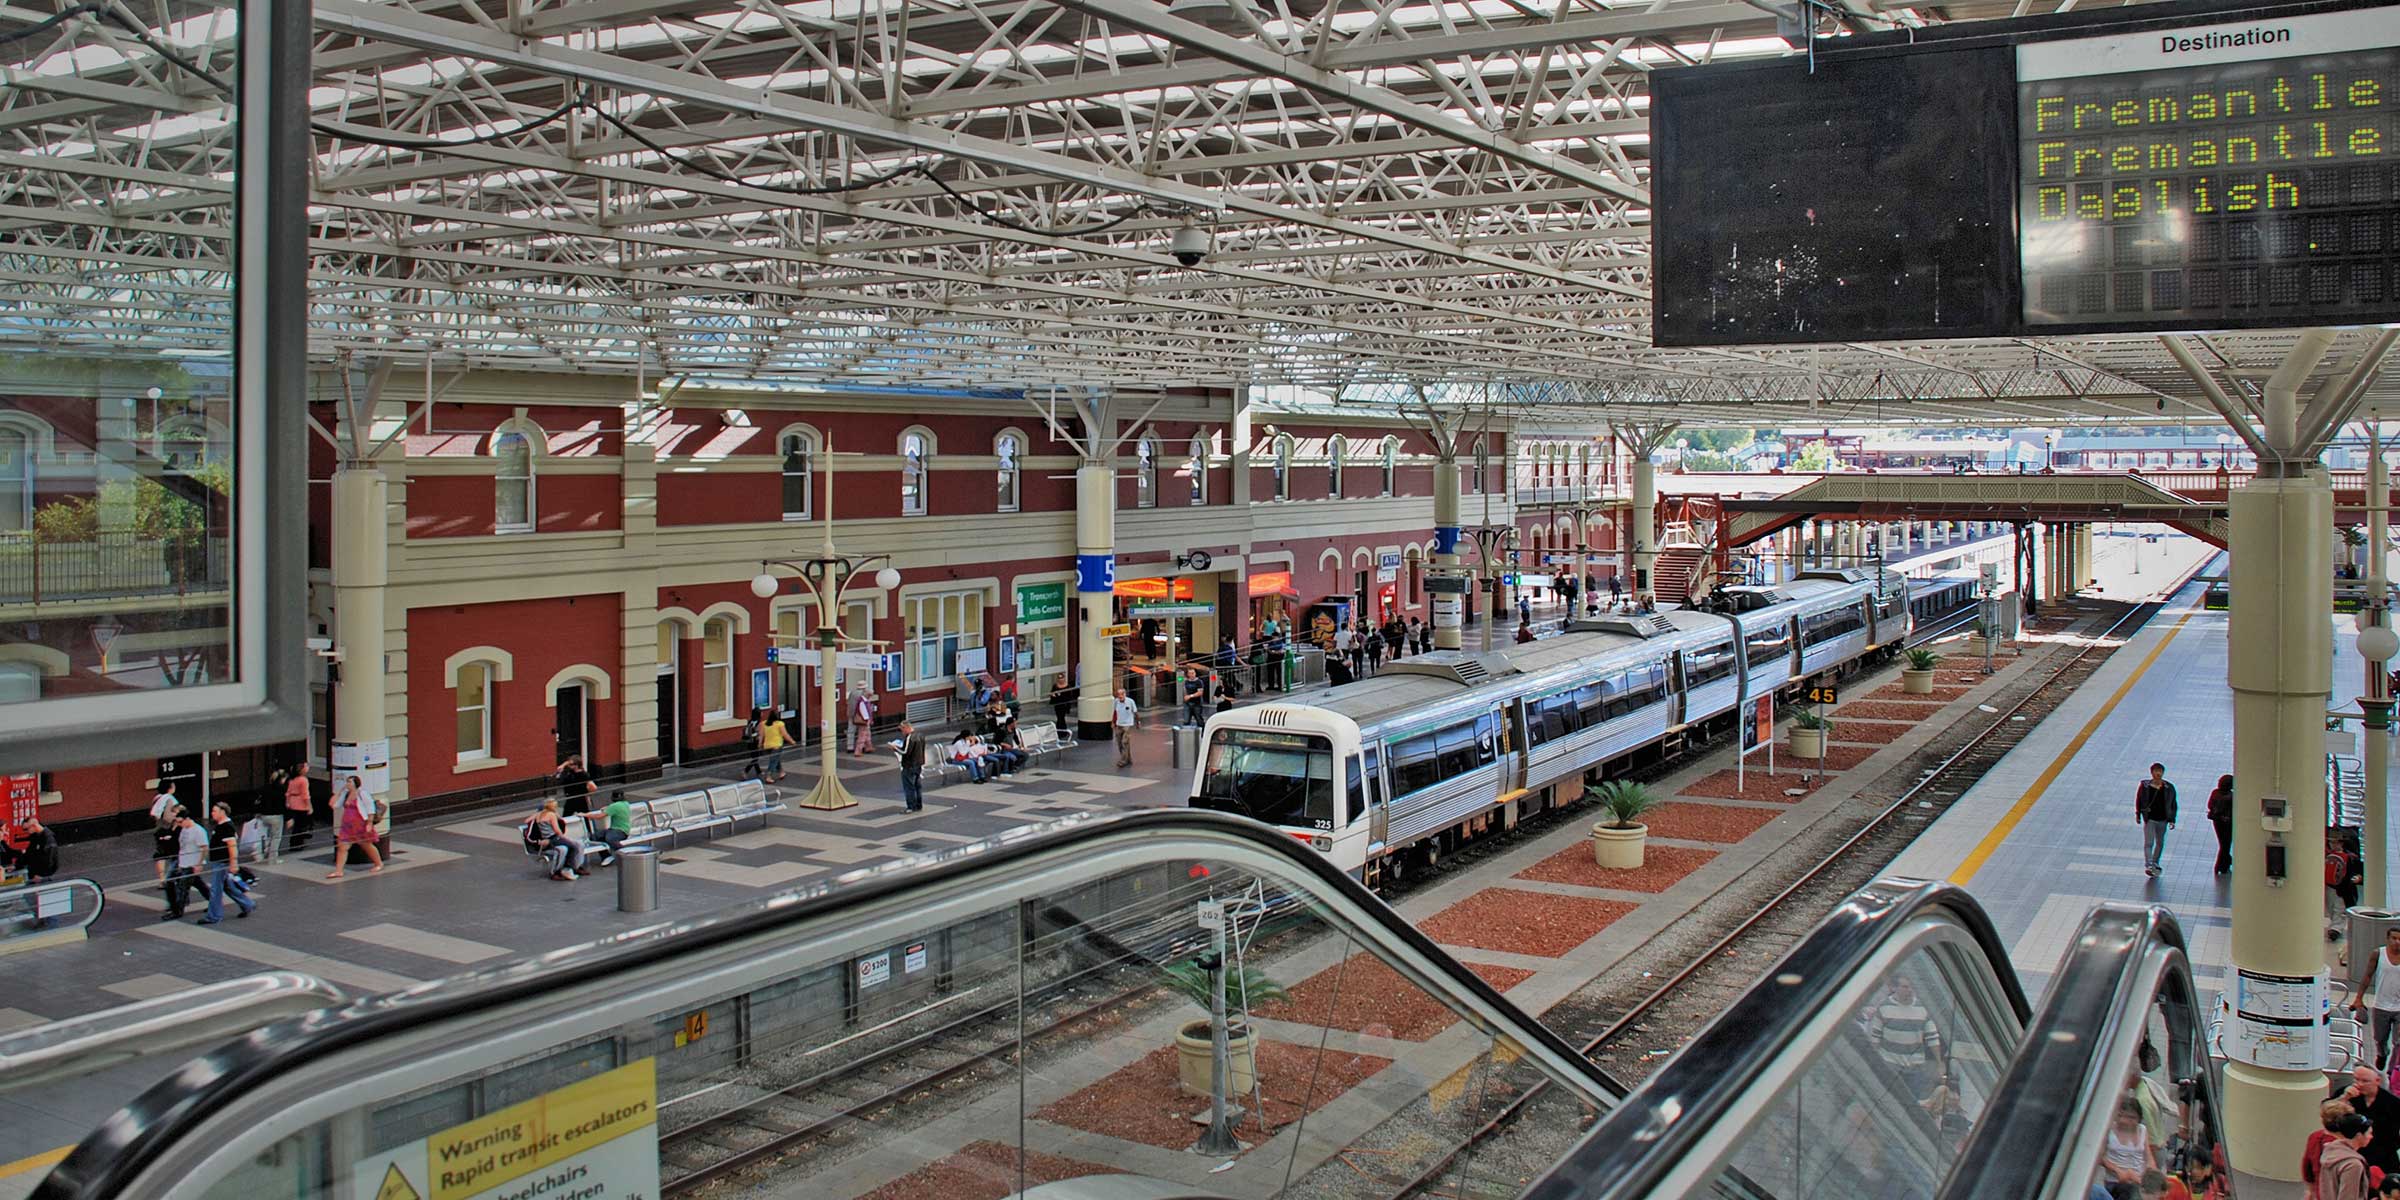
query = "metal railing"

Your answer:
(0, 531), (230, 605)
(0, 877), (105, 945)
(0, 972), (345, 1094)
